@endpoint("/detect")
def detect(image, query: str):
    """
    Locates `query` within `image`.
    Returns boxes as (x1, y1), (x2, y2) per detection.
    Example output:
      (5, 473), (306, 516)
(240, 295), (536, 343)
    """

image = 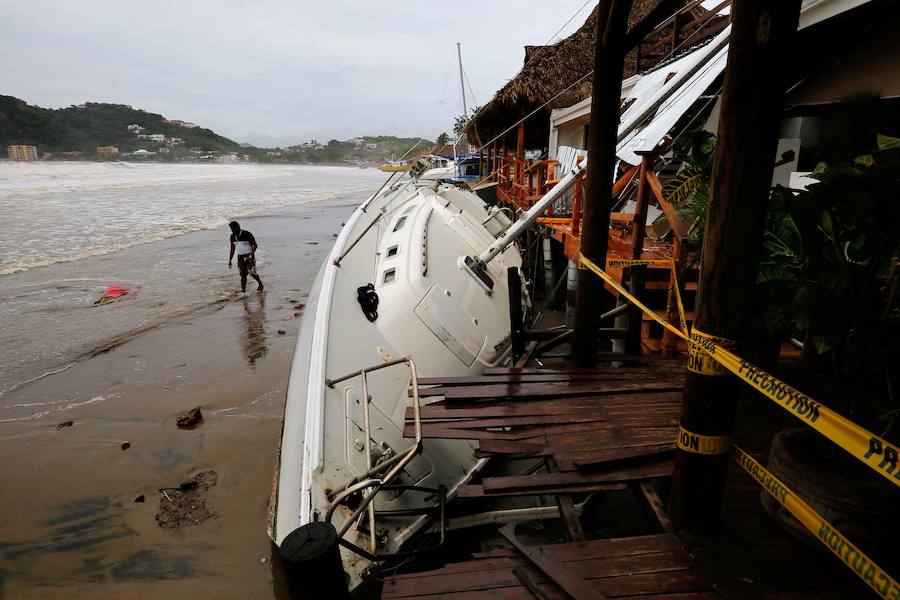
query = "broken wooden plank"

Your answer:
(513, 565), (554, 600)
(458, 483), (627, 498)
(420, 381), (683, 401)
(557, 494), (587, 542)
(498, 525), (608, 600)
(481, 459), (674, 492)
(636, 481), (677, 535)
